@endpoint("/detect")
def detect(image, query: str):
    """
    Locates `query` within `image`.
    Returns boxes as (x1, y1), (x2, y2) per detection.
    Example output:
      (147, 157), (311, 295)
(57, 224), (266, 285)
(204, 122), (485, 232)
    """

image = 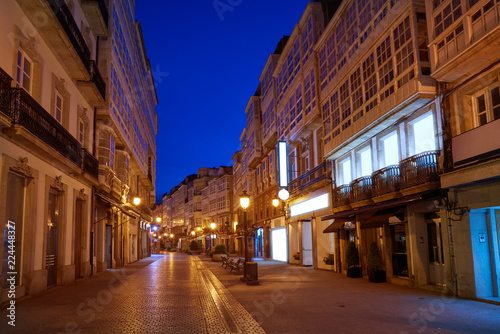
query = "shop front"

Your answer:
(288, 191), (332, 268)
(270, 217), (287, 262)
